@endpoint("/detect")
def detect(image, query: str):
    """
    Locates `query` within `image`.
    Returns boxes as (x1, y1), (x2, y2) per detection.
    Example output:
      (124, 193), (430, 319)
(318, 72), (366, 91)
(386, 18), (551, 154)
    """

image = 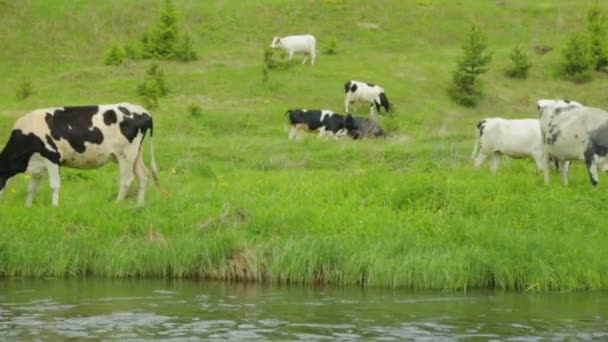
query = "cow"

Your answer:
(285, 109), (351, 140)
(0, 103), (159, 207)
(539, 103), (608, 187)
(344, 80), (392, 116)
(472, 99), (583, 173)
(270, 34), (316, 65)
(344, 115), (385, 139)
